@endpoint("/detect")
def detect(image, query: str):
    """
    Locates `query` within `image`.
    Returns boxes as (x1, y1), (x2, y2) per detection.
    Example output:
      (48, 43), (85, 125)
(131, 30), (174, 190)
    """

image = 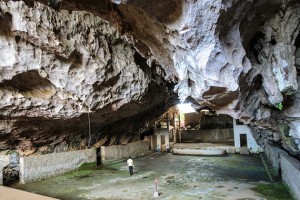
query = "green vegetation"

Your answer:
(77, 162), (98, 171)
(252, 183), (294, 200)
(278, 123), (297, 149)
(5, 150), (18, 155)
(276, 103), (284, 110)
